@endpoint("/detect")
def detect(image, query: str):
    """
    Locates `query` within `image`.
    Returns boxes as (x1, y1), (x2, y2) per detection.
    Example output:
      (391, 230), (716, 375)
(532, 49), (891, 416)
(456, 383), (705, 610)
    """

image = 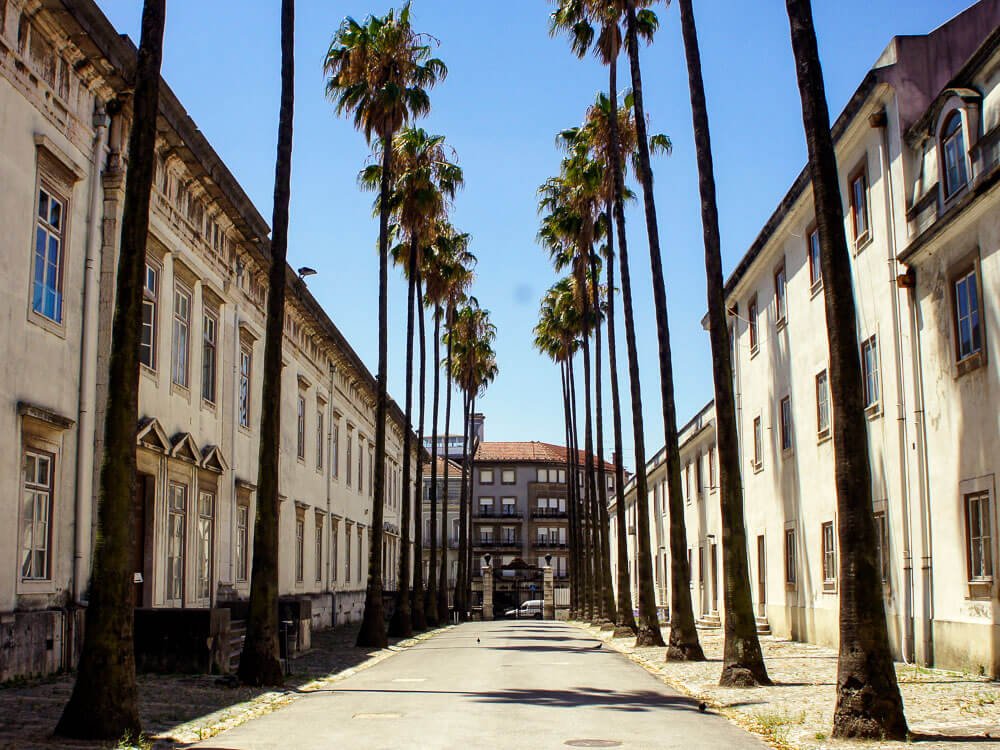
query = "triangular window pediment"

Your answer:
(136, 417), (170, 453)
